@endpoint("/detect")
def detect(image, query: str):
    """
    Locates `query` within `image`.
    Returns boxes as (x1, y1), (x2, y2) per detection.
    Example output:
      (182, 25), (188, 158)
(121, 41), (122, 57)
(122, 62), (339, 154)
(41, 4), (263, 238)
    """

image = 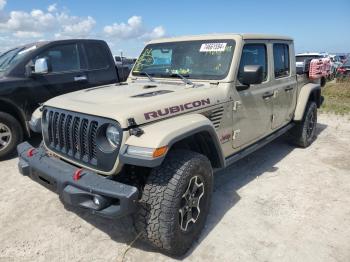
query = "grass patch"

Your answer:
(320, 80), (350, 115)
